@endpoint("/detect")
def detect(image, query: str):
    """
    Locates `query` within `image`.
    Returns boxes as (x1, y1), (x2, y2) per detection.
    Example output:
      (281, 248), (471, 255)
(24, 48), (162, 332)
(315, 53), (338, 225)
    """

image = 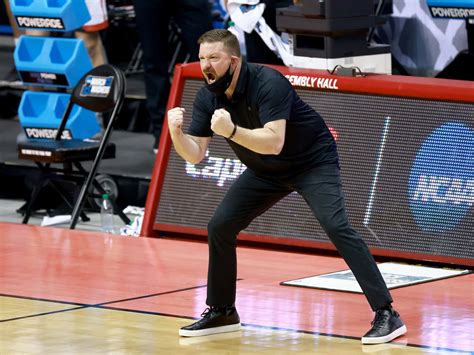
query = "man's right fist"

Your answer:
(167, 107), (185, 135)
